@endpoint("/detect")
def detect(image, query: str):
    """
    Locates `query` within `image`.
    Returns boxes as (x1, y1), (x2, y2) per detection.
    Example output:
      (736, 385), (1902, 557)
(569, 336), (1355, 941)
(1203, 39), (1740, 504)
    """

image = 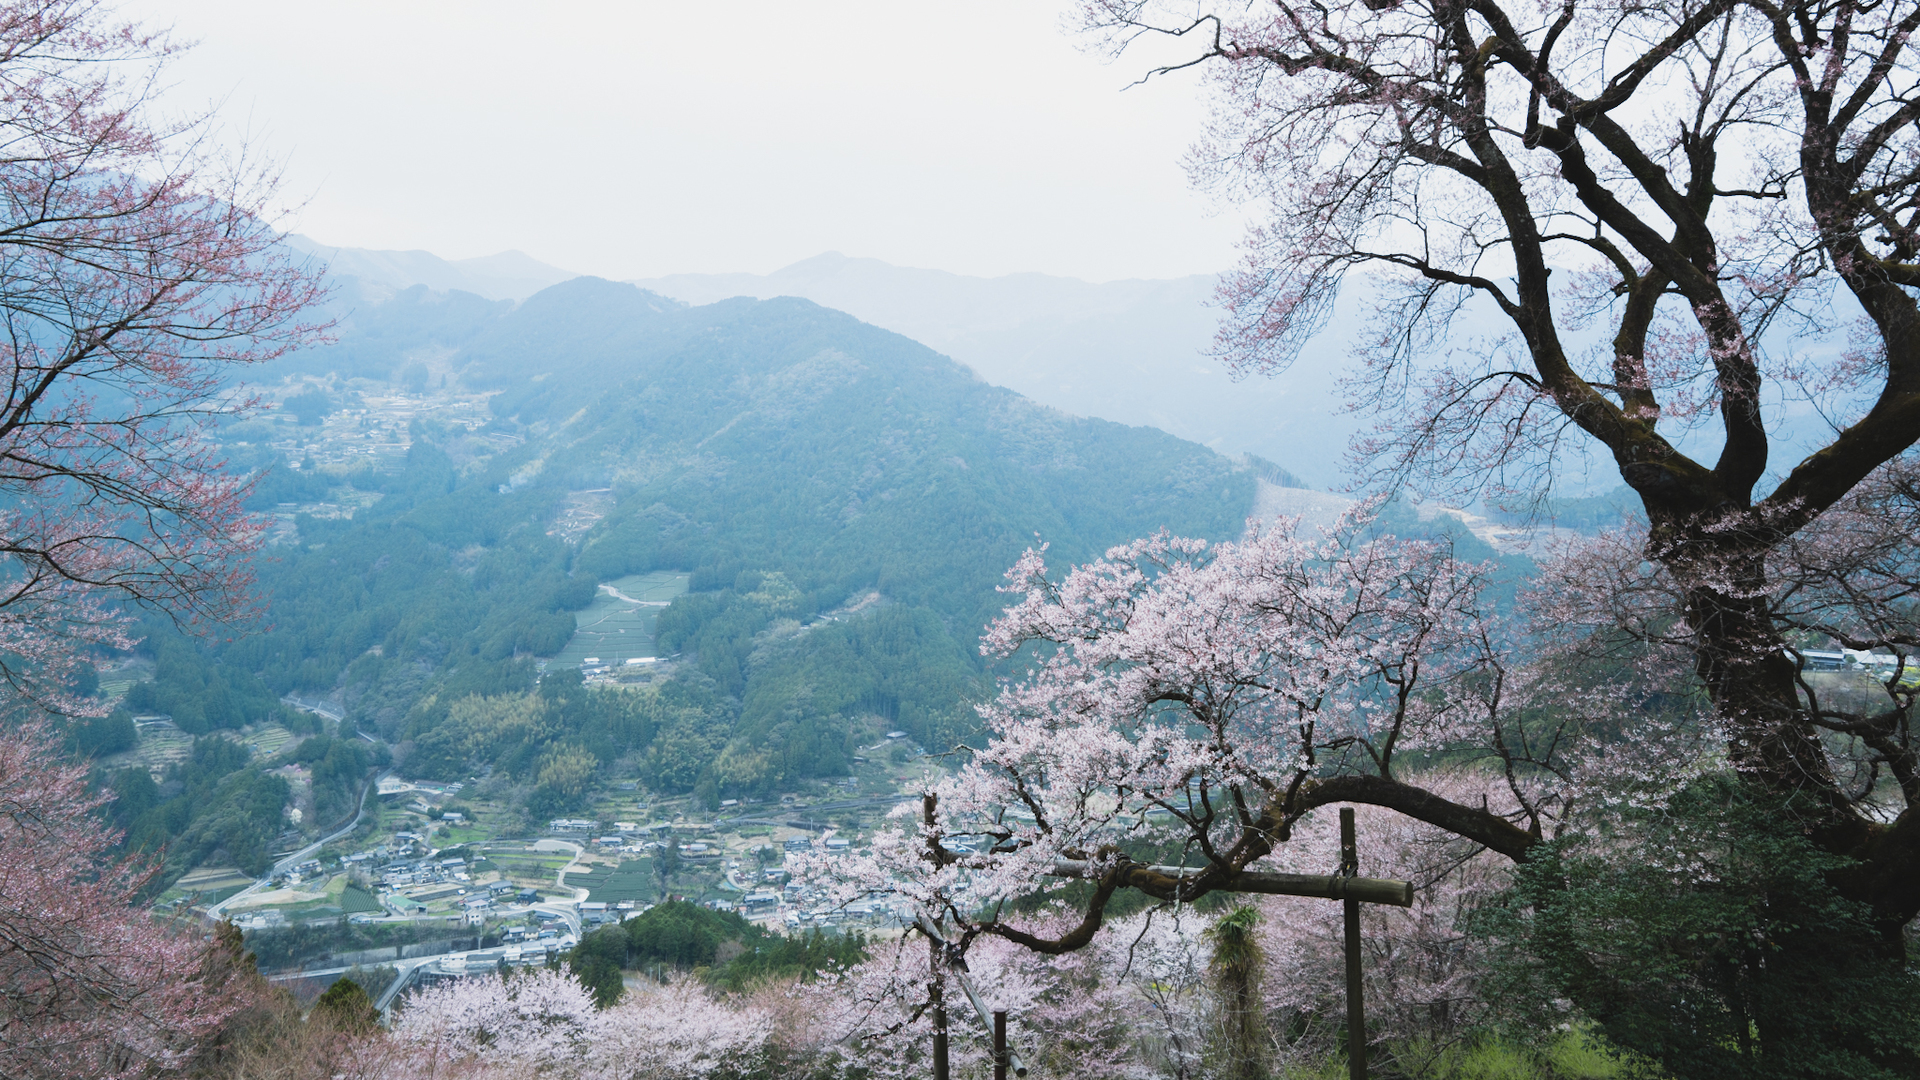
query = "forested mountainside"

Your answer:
(102, 277), (1257, 874)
